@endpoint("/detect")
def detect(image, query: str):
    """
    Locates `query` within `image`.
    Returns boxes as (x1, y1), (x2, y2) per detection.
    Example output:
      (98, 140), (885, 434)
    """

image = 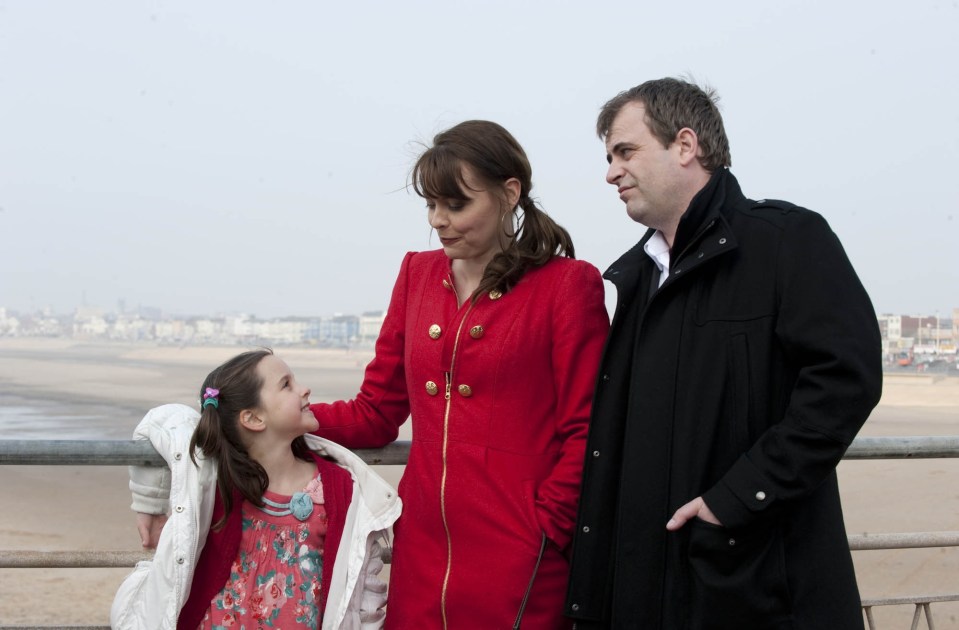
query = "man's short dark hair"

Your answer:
(597, 78), (732, 172)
